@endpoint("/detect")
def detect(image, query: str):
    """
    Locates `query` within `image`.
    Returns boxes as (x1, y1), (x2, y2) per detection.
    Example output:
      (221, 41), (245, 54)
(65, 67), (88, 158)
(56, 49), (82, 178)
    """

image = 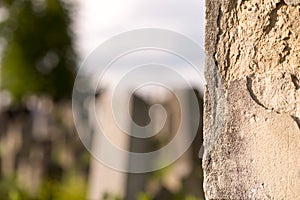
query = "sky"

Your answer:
(74, 0), (205, 58)
(73, 0), (206, 94)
